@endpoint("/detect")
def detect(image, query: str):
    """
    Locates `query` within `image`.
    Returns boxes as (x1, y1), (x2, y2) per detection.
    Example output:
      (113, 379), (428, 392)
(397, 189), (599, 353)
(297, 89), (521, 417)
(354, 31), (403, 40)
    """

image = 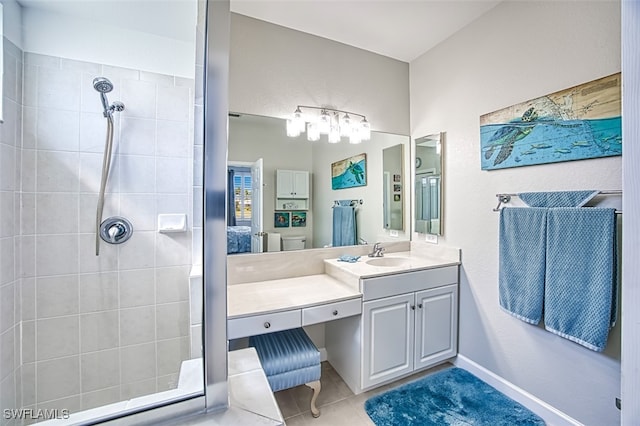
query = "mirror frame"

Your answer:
(414, 132), (444, 236)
